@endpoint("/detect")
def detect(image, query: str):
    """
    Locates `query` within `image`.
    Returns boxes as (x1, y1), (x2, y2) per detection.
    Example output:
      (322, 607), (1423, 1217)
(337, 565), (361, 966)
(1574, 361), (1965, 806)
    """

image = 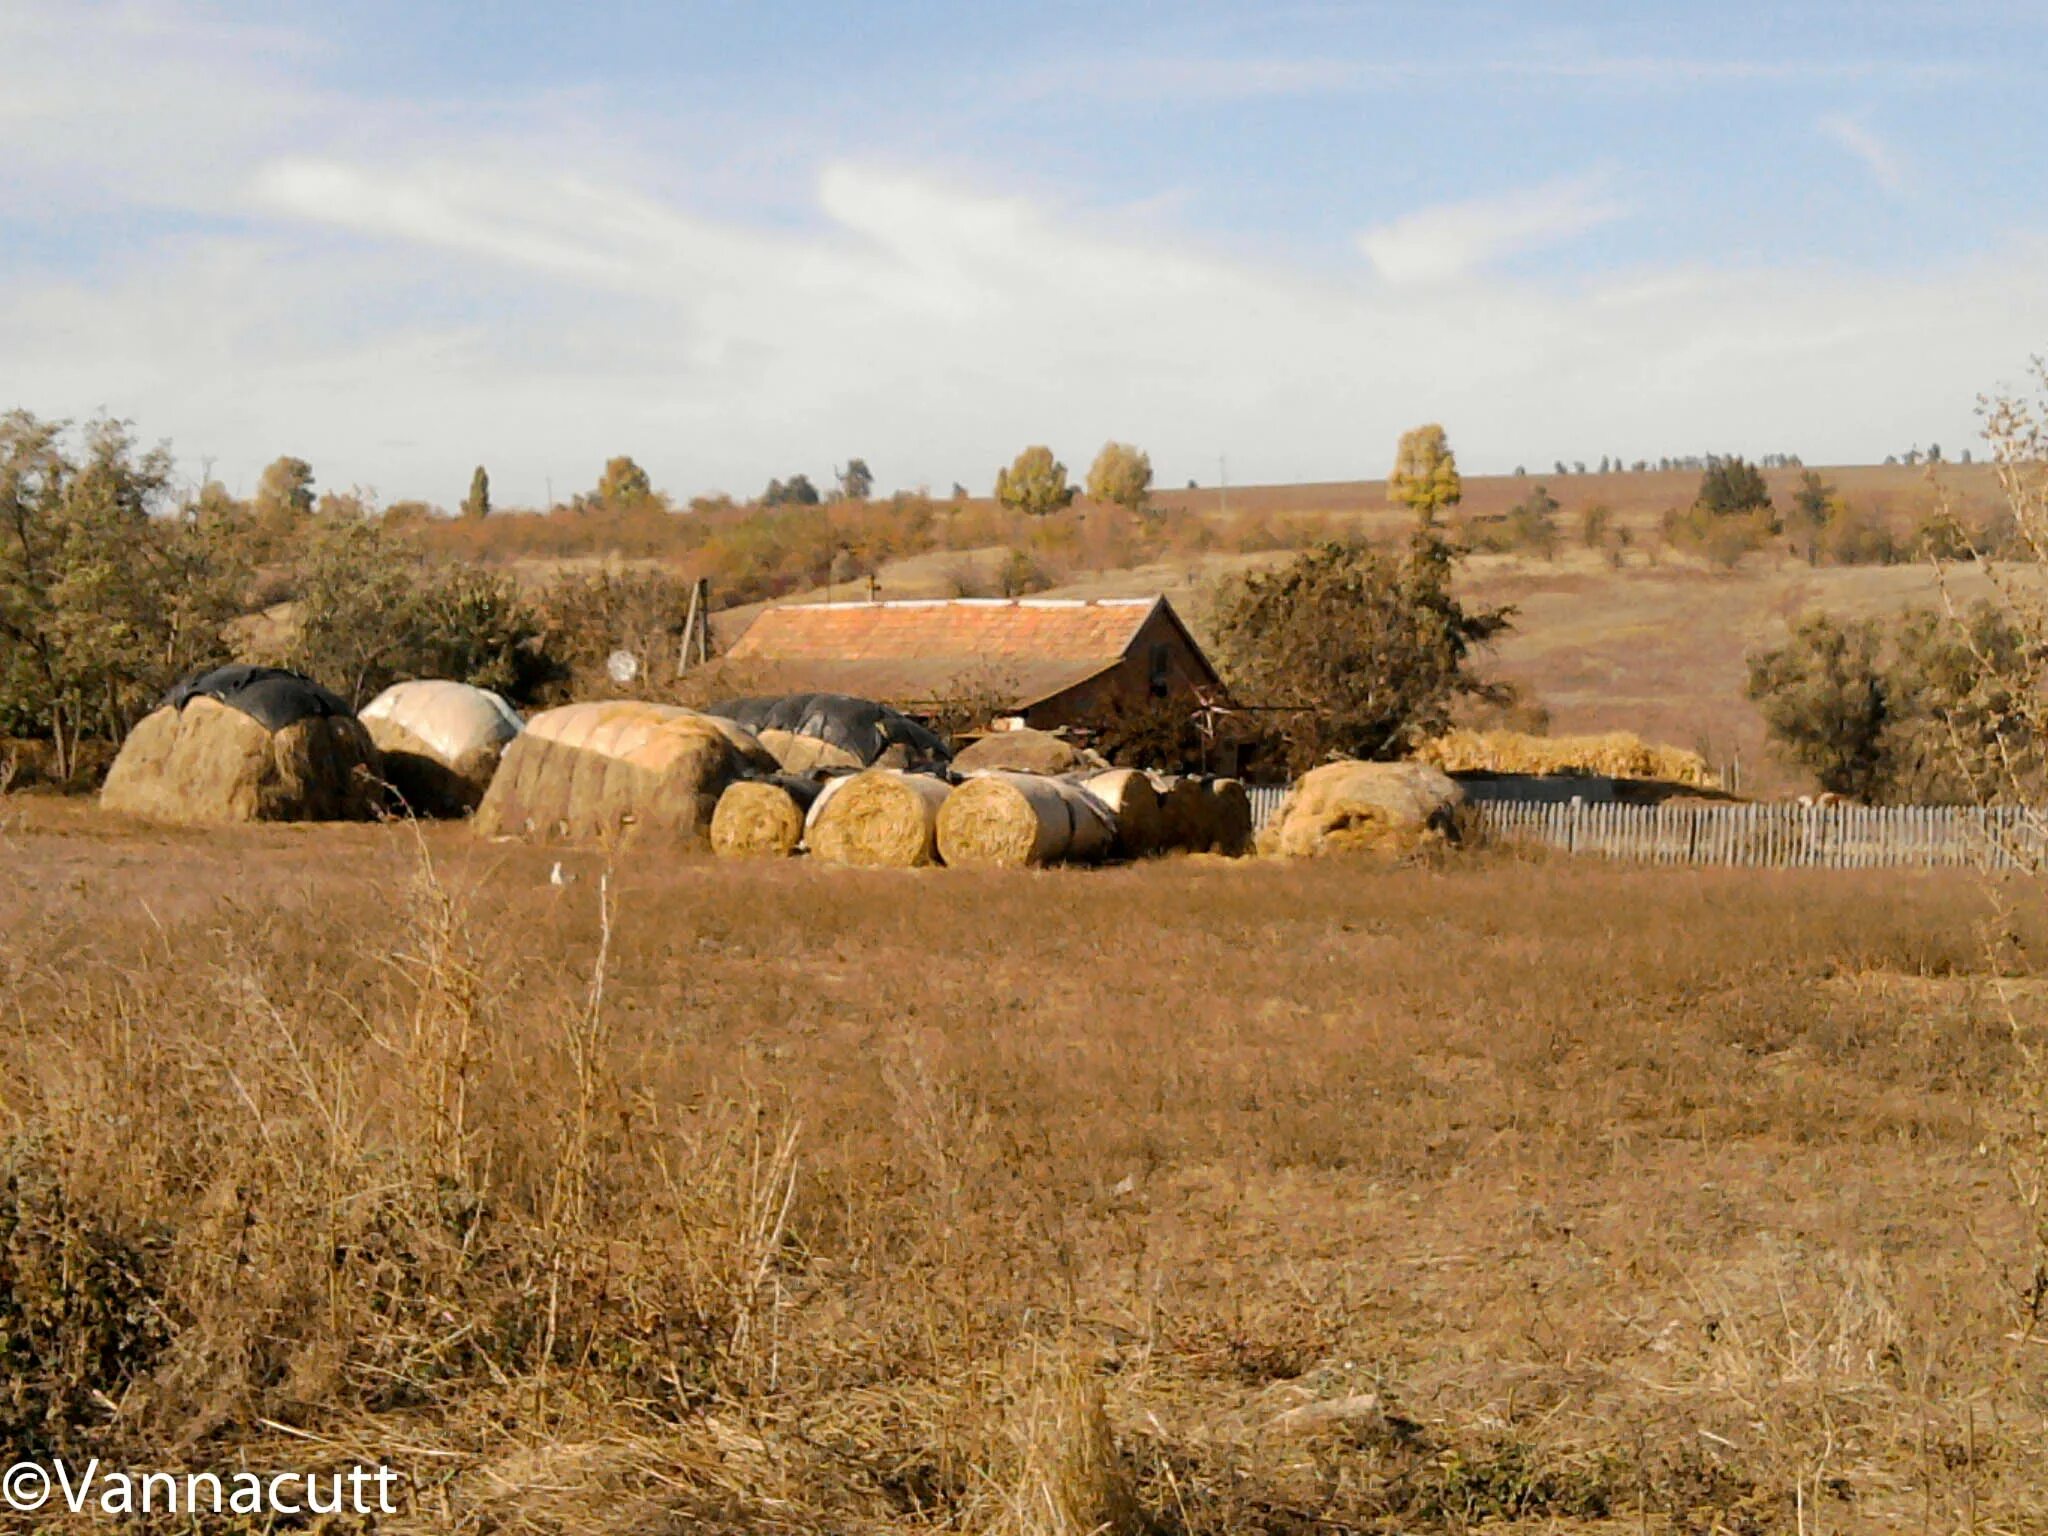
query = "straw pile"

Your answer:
(710, 777), (820, 858)
(101, 696), (379, 824)
(1260, 760), (1464, 859)
(359, 679), (522, 816)
(952, 728), (1101, 776)
(806, 770), (953, 867)
(937, 772), (1115, 869)
(1081, 768), (1162, 858)
(1417, 728), (1717, 787)
(474, 701), (774, 845)
(1205, 778), (1254, 856)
